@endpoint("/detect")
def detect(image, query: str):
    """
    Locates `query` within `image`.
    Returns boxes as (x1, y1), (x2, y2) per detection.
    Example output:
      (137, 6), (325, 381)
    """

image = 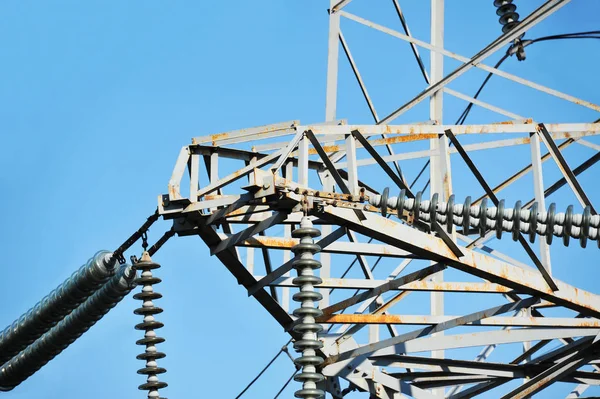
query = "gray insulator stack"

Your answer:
(133, 252), (167, 399)
(291, 217), (325, 399)
(370, 190), (599, 248)
(0, 264), (137, 391)
(494, 0), (520, 33)
(0, 251), (117, 366)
